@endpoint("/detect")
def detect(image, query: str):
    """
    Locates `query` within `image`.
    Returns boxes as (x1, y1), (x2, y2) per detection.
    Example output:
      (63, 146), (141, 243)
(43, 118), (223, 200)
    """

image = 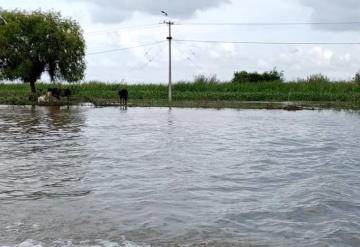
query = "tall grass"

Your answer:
(0, 77), (360, 107)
